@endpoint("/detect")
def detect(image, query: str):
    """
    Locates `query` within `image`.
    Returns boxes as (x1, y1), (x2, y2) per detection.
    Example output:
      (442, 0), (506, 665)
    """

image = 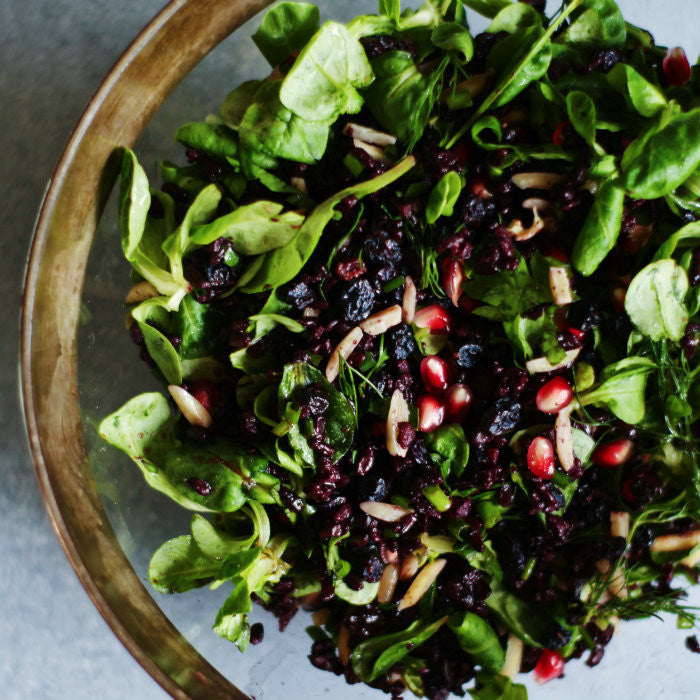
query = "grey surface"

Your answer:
(4, 2), (700, 700)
